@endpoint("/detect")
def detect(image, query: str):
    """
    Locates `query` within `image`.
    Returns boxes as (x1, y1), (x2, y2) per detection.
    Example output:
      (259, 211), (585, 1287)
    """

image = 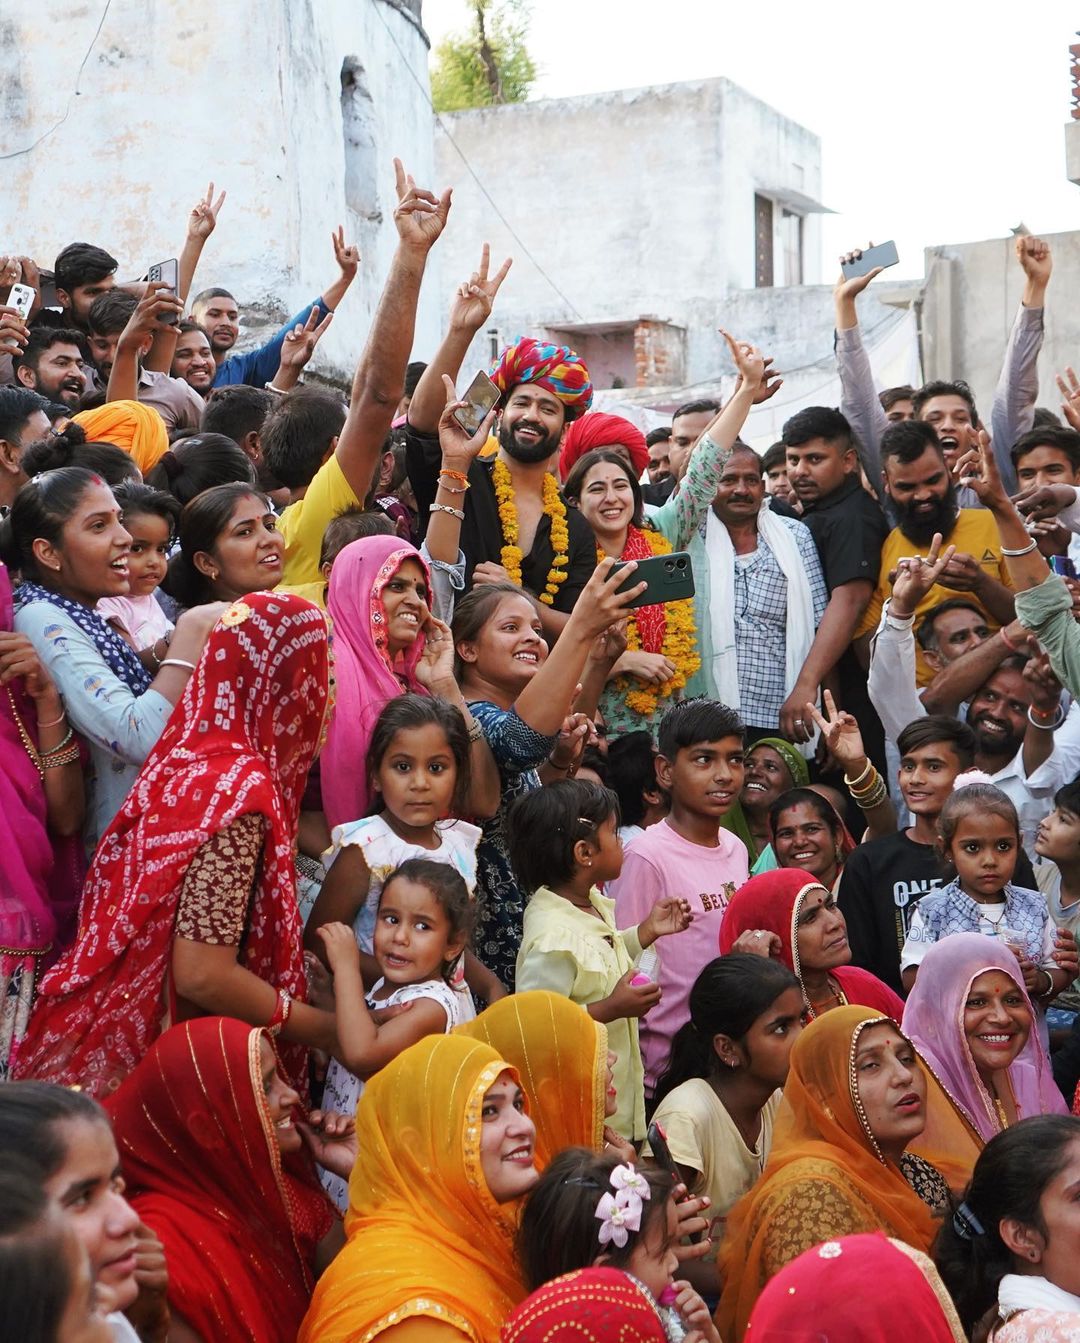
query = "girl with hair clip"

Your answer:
(900, 777), (1073, 1003)
(516, 1148), (721, 1343)
(934, 1114), (1080, 1343)
(508, 778), (692, 1143)
(647, 955), (805, 1294)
